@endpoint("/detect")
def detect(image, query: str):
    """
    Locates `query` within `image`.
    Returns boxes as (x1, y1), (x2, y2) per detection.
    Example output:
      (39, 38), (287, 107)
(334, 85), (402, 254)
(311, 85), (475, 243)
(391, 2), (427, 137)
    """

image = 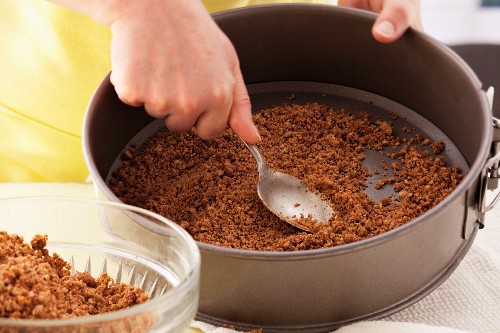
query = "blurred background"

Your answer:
(420, 0), (499, 116)
(422, 0), (500, 44)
